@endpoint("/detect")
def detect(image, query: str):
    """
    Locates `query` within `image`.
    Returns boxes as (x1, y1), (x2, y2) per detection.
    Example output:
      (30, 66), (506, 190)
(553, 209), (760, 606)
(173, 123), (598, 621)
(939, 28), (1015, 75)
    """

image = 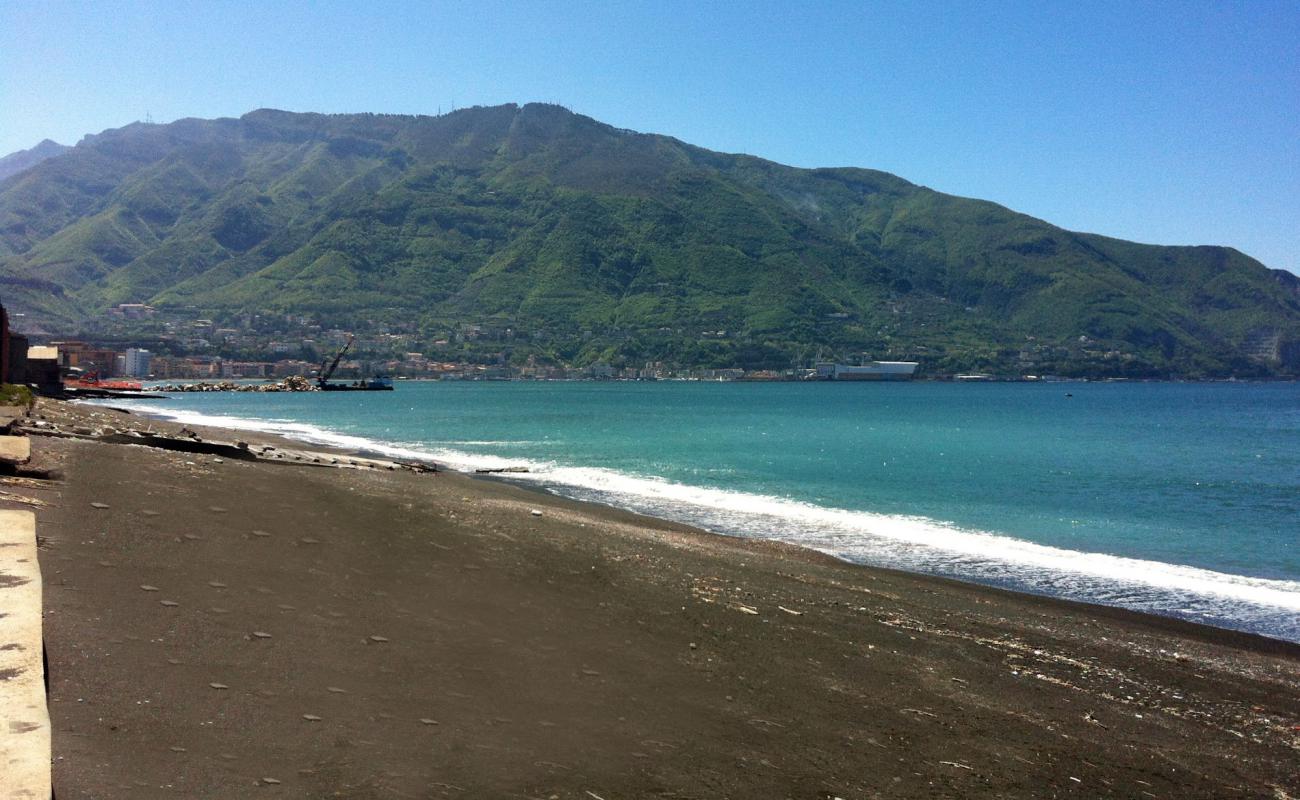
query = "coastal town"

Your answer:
(16, 303), (918, 384)
(10, 303), (1160, 387)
